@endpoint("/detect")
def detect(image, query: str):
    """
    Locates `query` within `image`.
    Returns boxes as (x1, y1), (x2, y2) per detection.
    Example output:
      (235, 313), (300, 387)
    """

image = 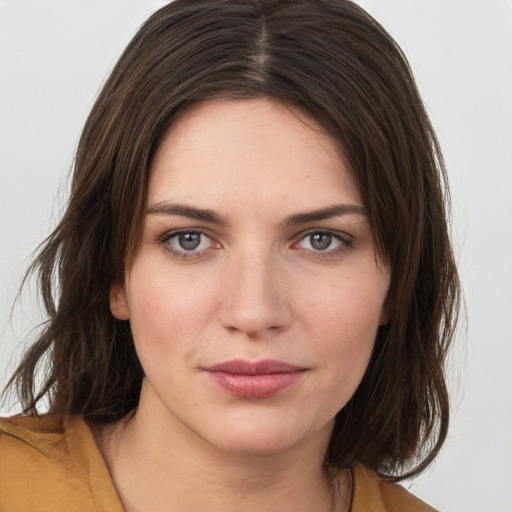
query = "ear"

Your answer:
(379, 296), (390, 326)
(109, 283), (130, 320)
